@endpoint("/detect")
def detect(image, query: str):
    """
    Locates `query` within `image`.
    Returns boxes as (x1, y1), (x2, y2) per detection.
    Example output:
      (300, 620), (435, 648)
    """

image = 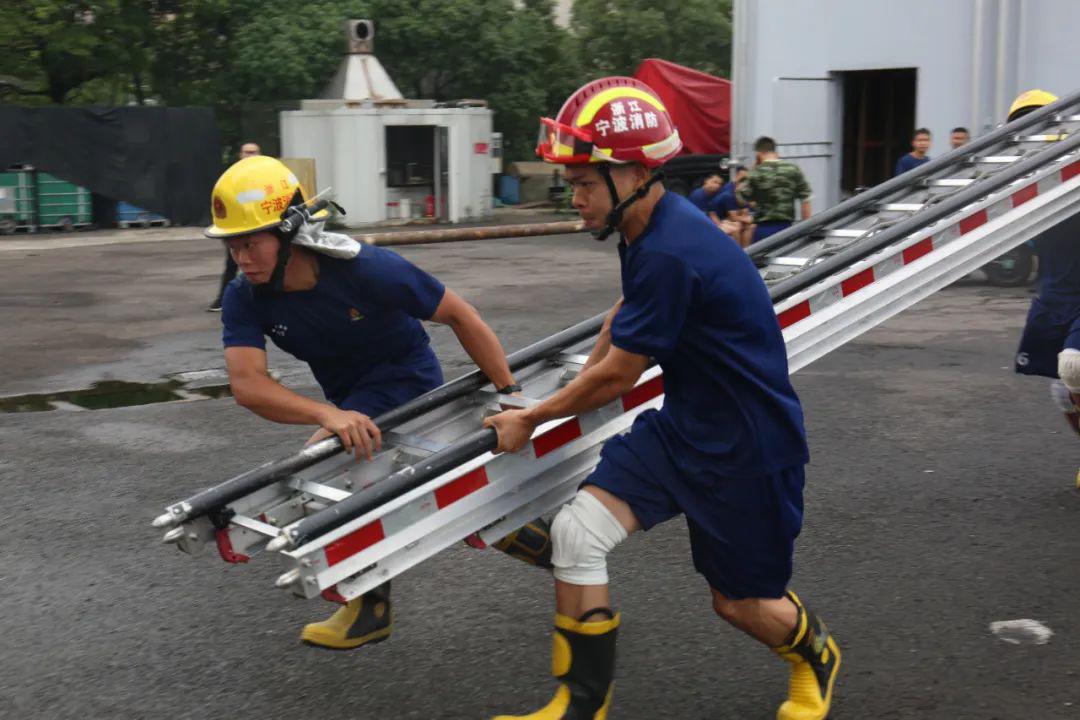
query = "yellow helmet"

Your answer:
(1007, 89), (1058, 122)
(205, 156), (315, 238)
